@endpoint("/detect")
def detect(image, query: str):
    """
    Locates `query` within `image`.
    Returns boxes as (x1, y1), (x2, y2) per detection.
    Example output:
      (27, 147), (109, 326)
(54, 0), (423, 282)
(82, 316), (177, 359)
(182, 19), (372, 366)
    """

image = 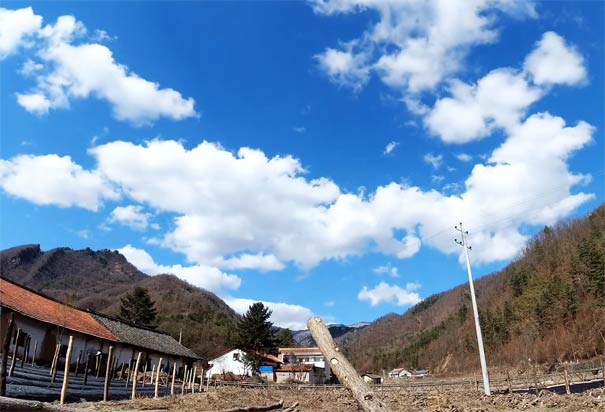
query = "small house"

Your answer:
(275, 364), (322, 384)
(205, 349), (280, 380)
(361, 373), (383, 384)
